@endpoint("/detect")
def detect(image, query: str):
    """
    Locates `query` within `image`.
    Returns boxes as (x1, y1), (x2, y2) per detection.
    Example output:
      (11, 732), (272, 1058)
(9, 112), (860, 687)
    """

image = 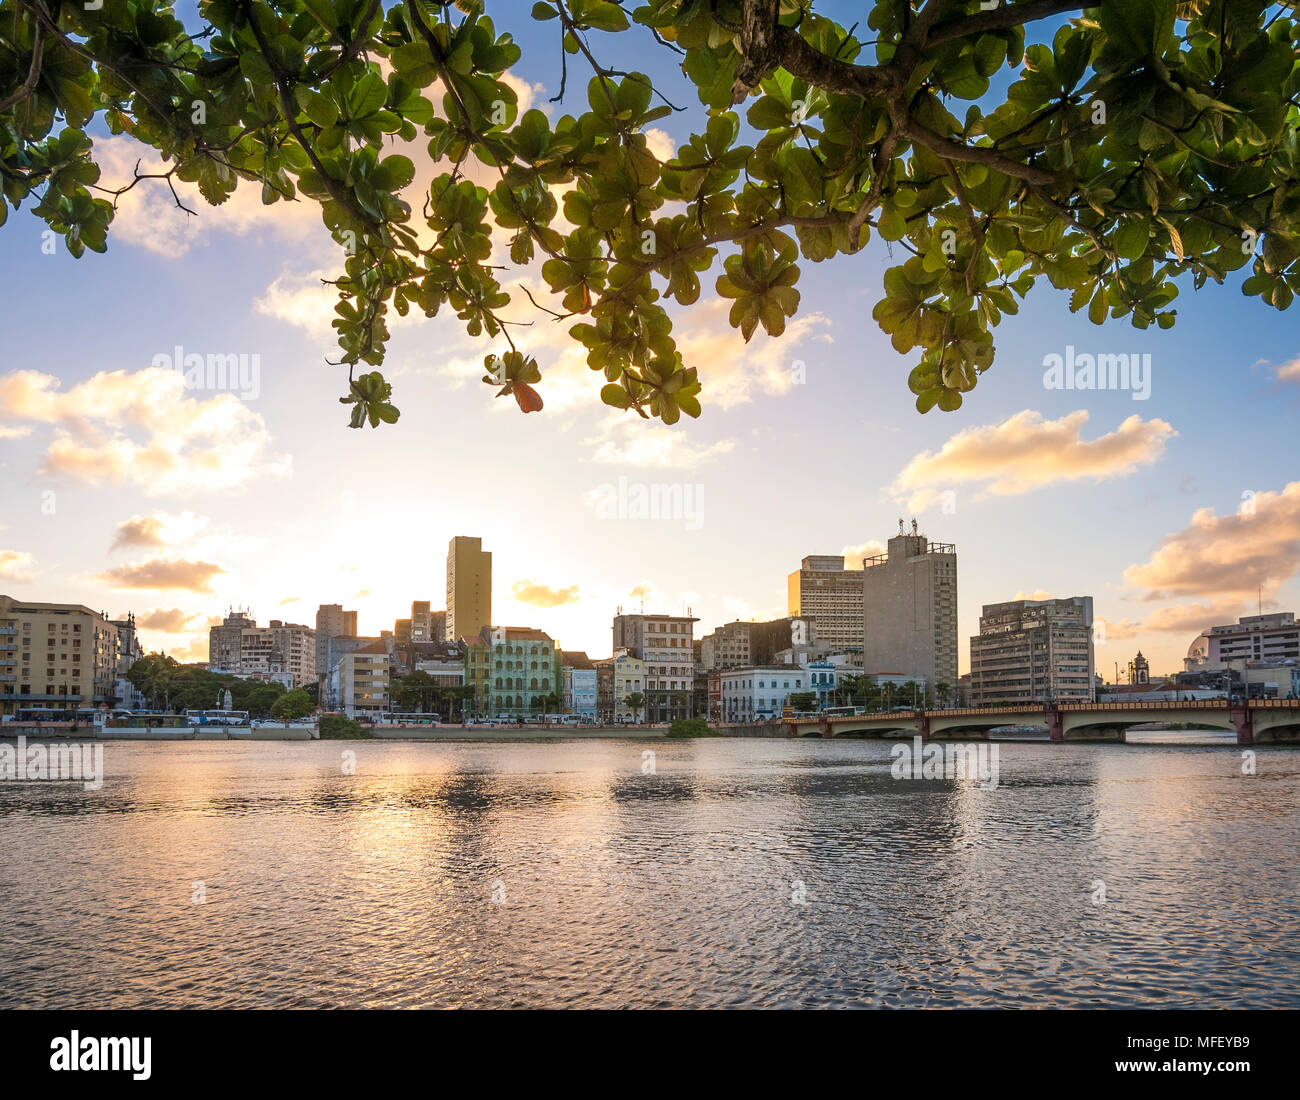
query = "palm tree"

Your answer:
(936, 681), (952, 709)
(837, 673), (863, 708)
(623, 691), (646, 724)
(541, 691), (562, 721)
